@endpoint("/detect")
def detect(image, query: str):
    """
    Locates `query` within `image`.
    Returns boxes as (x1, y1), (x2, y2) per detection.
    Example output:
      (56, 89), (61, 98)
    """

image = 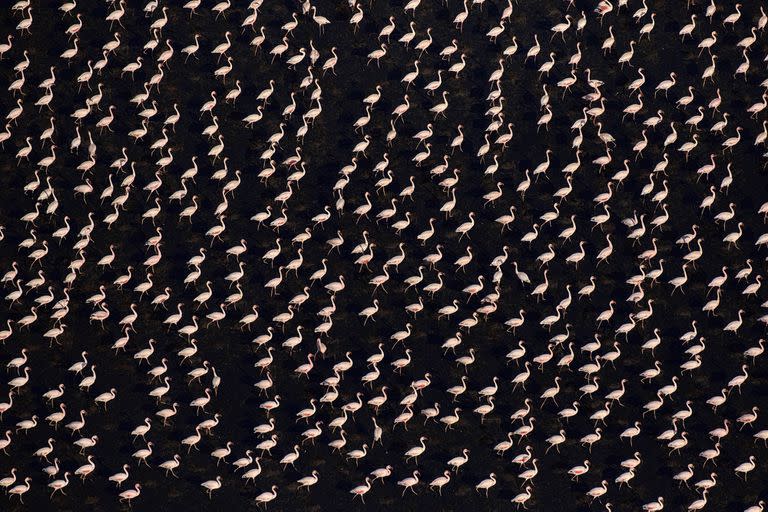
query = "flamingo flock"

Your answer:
(0, 0), (767, 510)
